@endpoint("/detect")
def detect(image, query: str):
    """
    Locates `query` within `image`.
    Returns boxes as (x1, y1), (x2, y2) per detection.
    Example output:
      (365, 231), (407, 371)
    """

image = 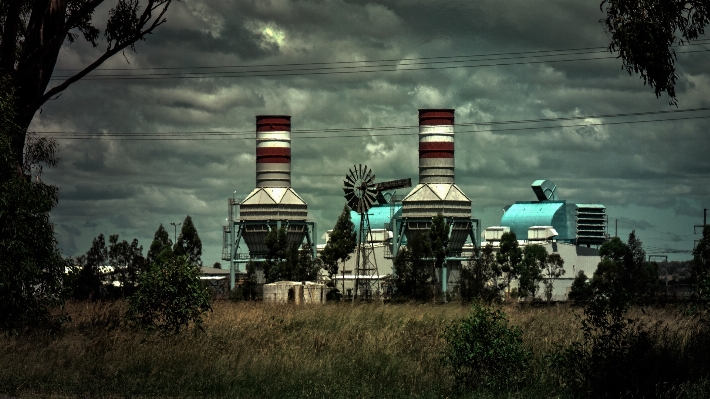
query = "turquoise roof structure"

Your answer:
(500, 201), (568, 240)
